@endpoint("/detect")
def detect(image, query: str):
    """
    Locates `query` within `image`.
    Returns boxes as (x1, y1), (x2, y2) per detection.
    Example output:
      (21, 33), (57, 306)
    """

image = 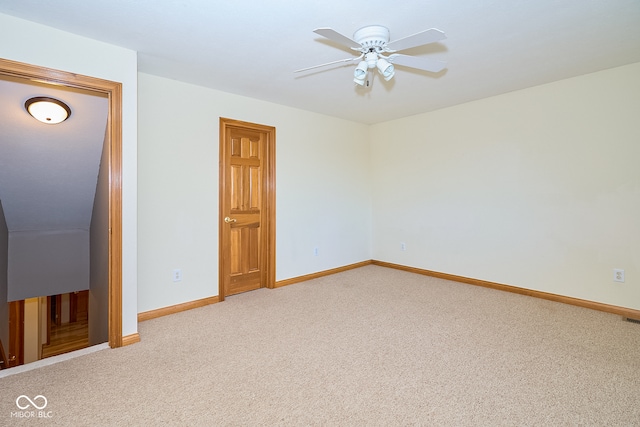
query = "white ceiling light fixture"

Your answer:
(24, 96), (72, 124)
(353, 60), (368, 86)
(296, 24), (447, 87)
(376, 57), (395, 81)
